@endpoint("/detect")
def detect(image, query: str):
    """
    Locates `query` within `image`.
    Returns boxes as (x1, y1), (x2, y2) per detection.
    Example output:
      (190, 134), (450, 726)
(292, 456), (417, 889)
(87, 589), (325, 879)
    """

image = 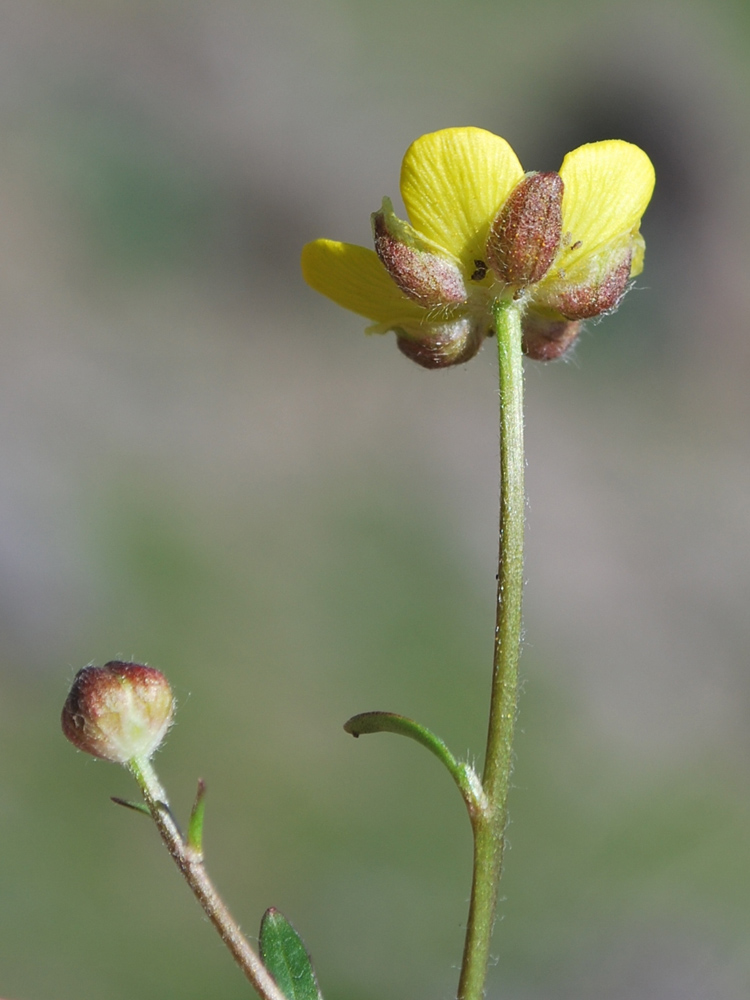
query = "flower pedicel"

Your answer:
(302, 127), (654, 365)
